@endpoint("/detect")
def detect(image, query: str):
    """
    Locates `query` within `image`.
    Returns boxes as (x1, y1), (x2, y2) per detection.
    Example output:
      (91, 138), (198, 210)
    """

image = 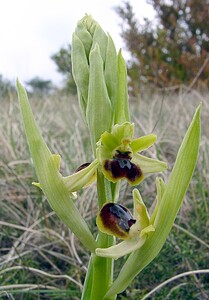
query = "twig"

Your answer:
(0, 266), (83, 288)
(141, 269), (209, 300)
